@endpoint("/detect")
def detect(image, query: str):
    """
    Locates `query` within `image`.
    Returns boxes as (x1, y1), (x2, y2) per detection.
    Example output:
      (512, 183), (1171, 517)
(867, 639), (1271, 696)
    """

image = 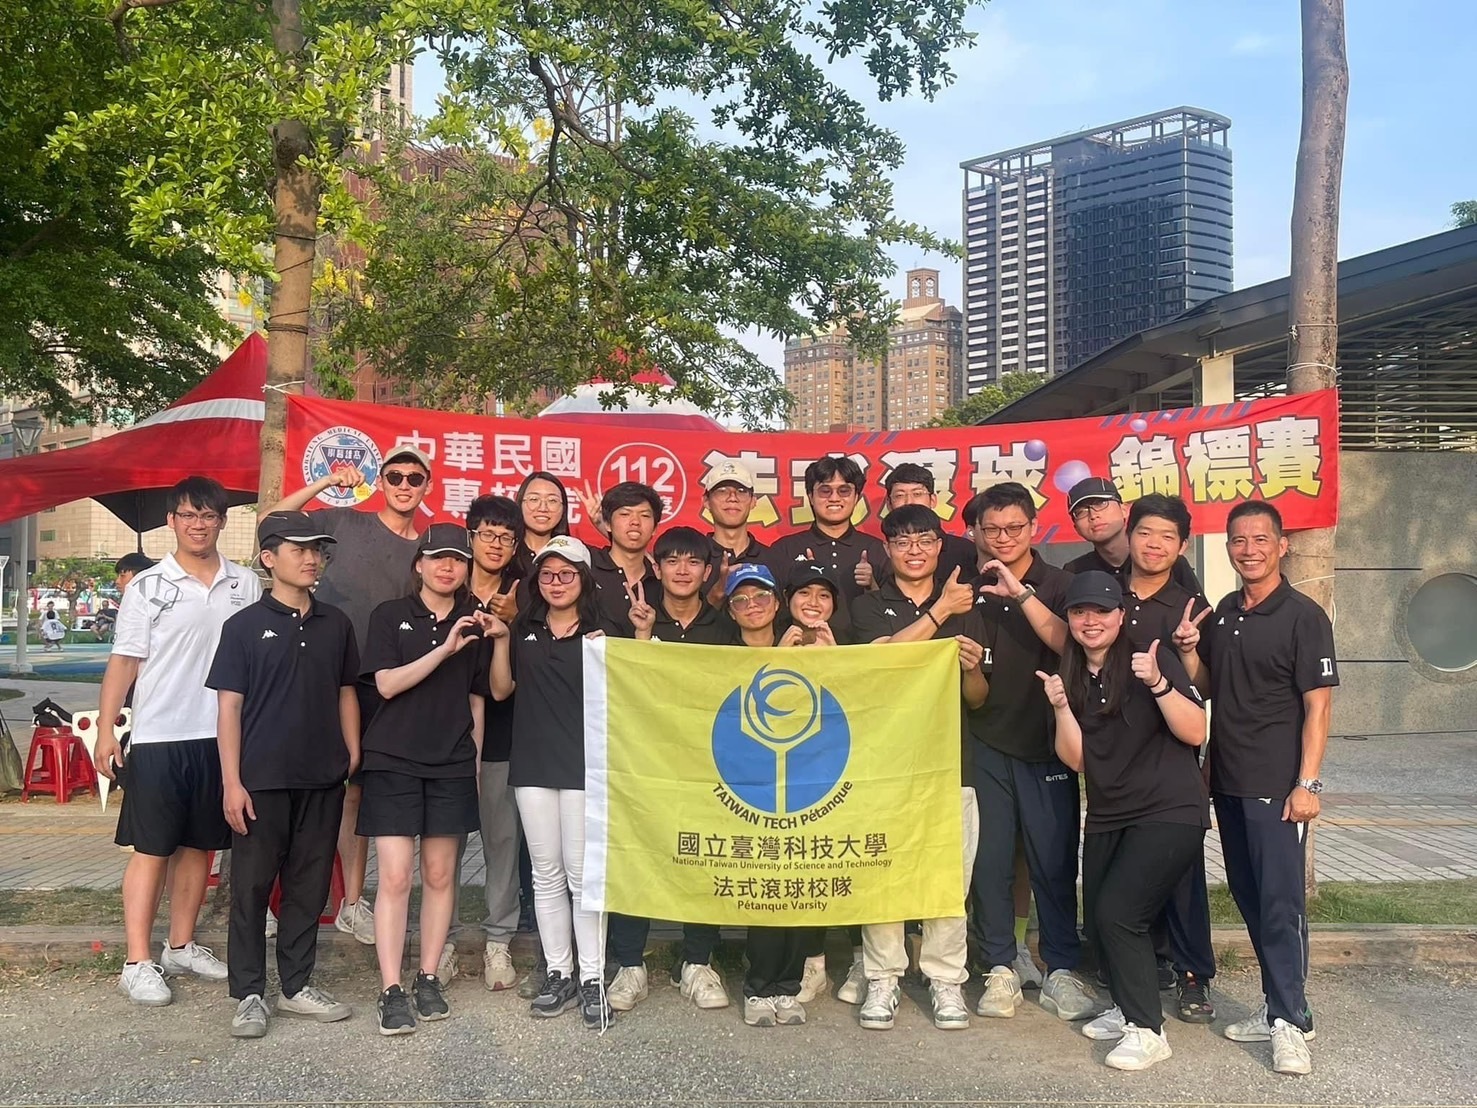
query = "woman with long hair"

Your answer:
(515, 471), (572, 558)
(1038, 571), (1208, 1071)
